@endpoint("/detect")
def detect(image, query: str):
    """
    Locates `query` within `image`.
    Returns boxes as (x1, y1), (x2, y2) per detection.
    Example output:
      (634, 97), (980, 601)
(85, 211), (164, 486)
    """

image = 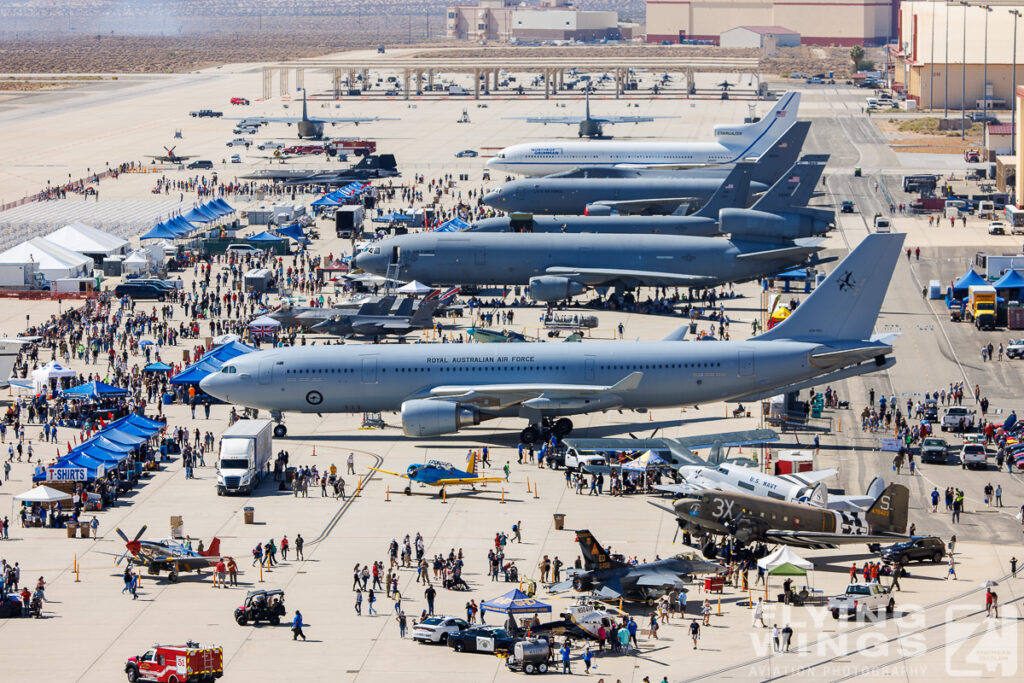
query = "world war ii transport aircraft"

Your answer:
(200, 234), (904, 443)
